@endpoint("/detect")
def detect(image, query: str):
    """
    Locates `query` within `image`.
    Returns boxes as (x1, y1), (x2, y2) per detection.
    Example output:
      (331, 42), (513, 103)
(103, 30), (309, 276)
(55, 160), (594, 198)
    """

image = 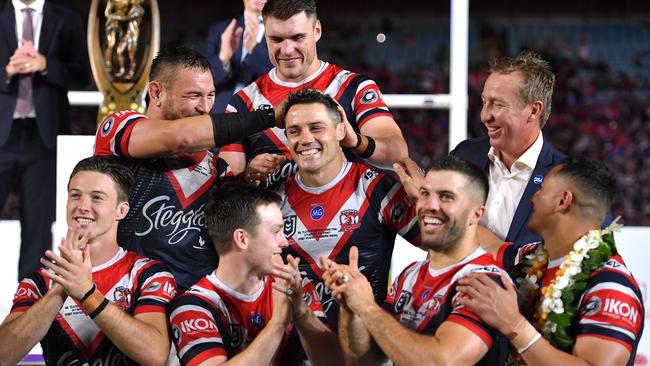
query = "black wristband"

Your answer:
(211, 108), (276, 147)
(78, 283), (96, 303)
(358, 135), (376, 158)
(89, 298), (109, 319)
(353, 133), (363, 149)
